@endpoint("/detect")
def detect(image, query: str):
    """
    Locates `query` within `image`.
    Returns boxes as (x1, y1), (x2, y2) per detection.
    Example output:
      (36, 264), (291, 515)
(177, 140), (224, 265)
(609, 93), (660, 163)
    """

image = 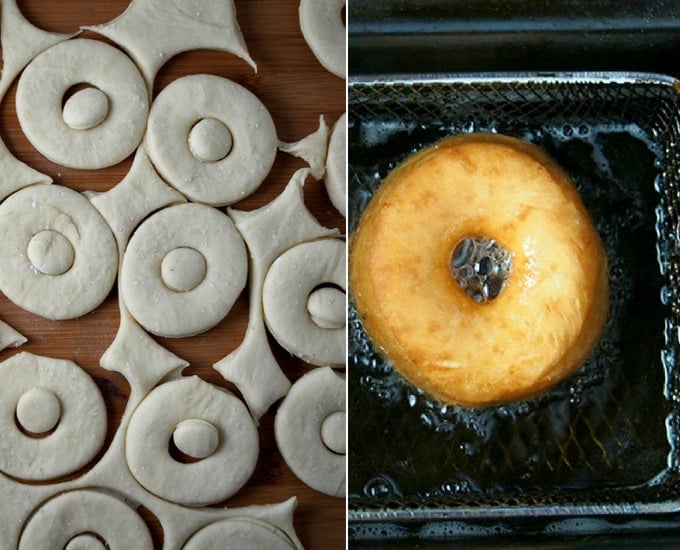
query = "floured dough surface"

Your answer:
(299, 0), (346, 79)
(216, 168), (340, 419)
(279, 115), (328, 179)
(0, 184), (118, 320)
(0, 353), (106, 481)
(16, 39), (148, 169)
(263, 238), (346, 367)
(275, 367), (346, 497)
(83, 0), (256, 88)
(18, 490), (153, 549)
(325, 112), (347, 216)
(145, 74), (277, 206)
(184, 518), (296, 549)
(121, 202), (247, 338)
(126, 376), (259, 507)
